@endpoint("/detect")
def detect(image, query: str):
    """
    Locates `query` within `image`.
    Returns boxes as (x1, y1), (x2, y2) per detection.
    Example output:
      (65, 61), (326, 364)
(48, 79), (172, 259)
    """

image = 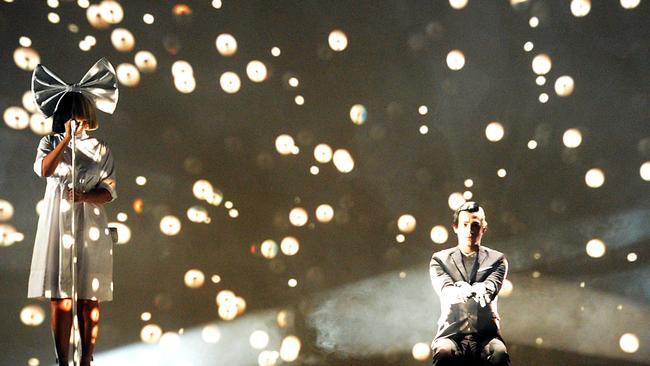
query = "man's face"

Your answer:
(453, 210), (487, 246)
